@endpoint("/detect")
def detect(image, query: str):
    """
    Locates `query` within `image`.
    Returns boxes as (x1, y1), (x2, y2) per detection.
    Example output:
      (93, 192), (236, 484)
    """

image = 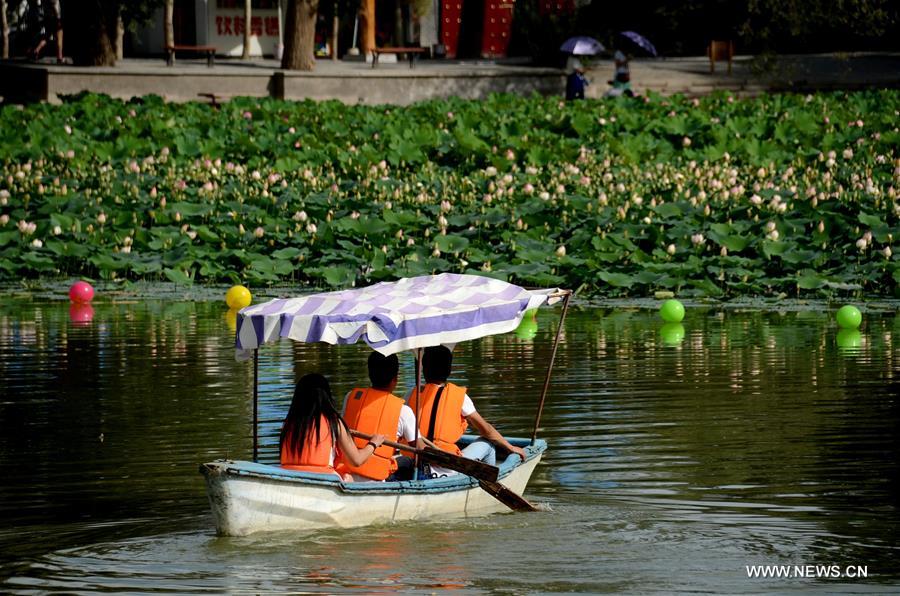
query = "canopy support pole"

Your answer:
(253, 349), (259, 463)
(530, 291), (571, 444)
(412, 350), (422, 480)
